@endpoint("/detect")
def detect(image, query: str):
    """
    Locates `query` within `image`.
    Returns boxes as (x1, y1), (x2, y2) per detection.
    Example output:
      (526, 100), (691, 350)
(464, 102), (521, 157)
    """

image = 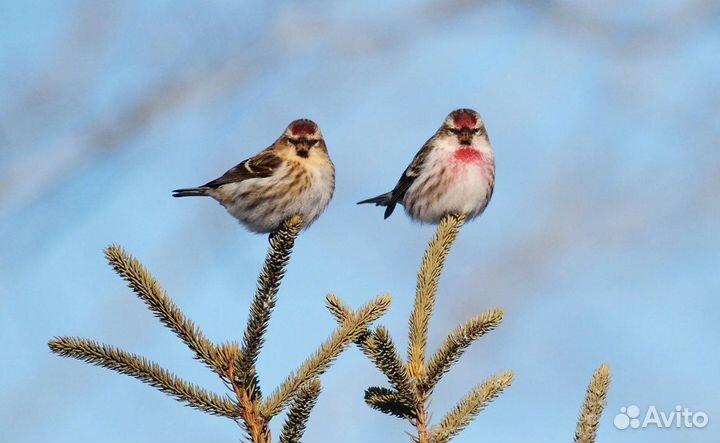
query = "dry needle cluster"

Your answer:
(48, 214), (611, 442)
